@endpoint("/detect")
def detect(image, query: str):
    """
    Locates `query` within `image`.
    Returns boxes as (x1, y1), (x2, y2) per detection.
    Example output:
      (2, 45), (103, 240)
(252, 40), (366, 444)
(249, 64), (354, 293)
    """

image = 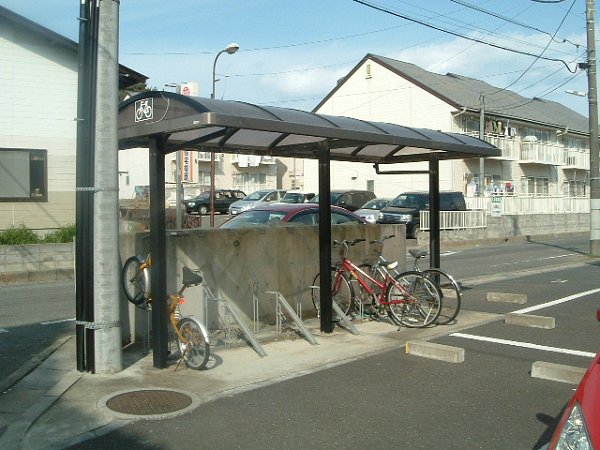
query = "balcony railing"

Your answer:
(520, 141), (563, 165)
(465, 132), (588, 168)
